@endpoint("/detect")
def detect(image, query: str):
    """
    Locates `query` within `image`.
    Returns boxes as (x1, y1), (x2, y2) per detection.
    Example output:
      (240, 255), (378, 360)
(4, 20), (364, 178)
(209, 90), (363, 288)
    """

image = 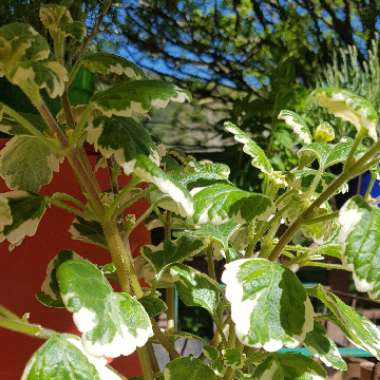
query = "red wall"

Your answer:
(0, 148), (146, 379)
